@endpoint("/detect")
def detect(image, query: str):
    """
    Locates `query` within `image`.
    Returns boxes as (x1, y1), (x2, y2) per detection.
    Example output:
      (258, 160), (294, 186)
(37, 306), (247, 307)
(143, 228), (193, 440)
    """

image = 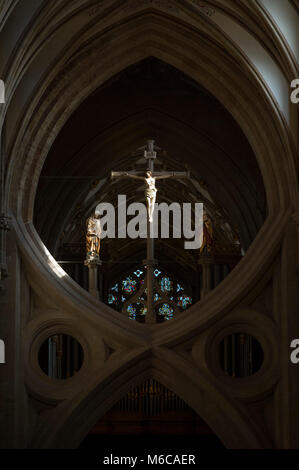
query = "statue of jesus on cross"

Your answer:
(111, 140), (190, 323)
(112, 140), (190, 224)
(123, 169), (177, 222)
